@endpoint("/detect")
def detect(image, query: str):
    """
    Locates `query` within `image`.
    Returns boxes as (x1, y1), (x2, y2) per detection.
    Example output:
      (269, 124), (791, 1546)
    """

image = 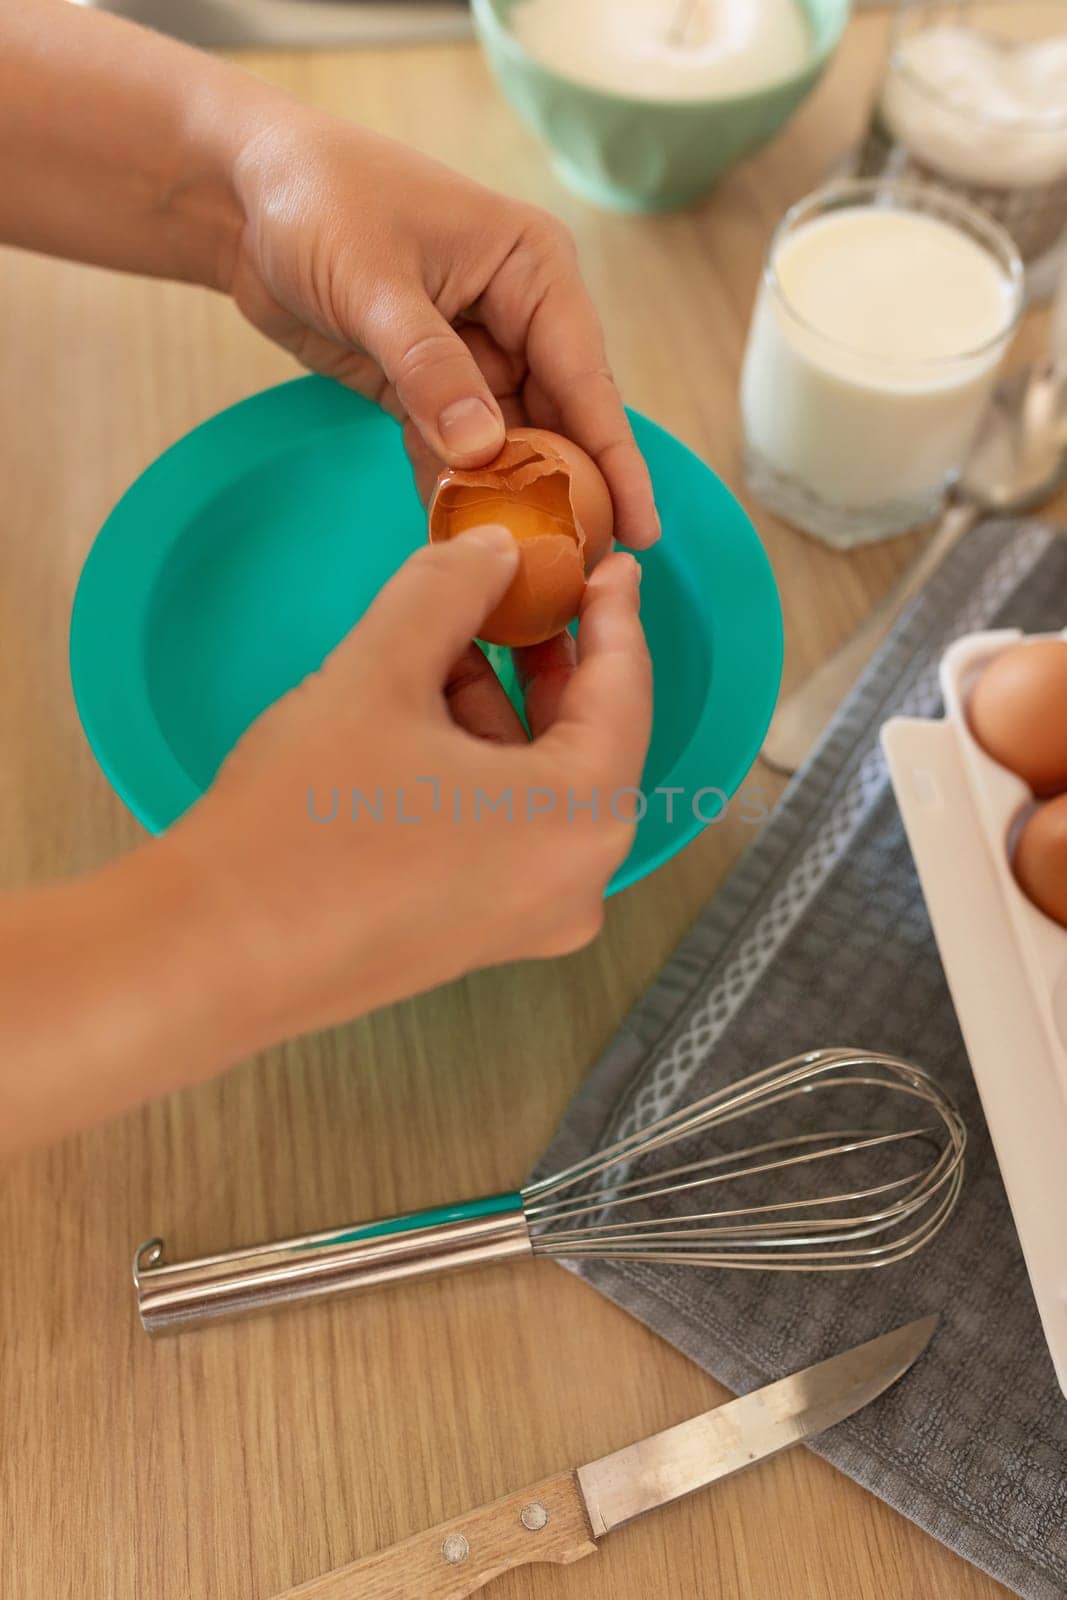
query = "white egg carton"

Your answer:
(882, 630), (1067, 1400)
